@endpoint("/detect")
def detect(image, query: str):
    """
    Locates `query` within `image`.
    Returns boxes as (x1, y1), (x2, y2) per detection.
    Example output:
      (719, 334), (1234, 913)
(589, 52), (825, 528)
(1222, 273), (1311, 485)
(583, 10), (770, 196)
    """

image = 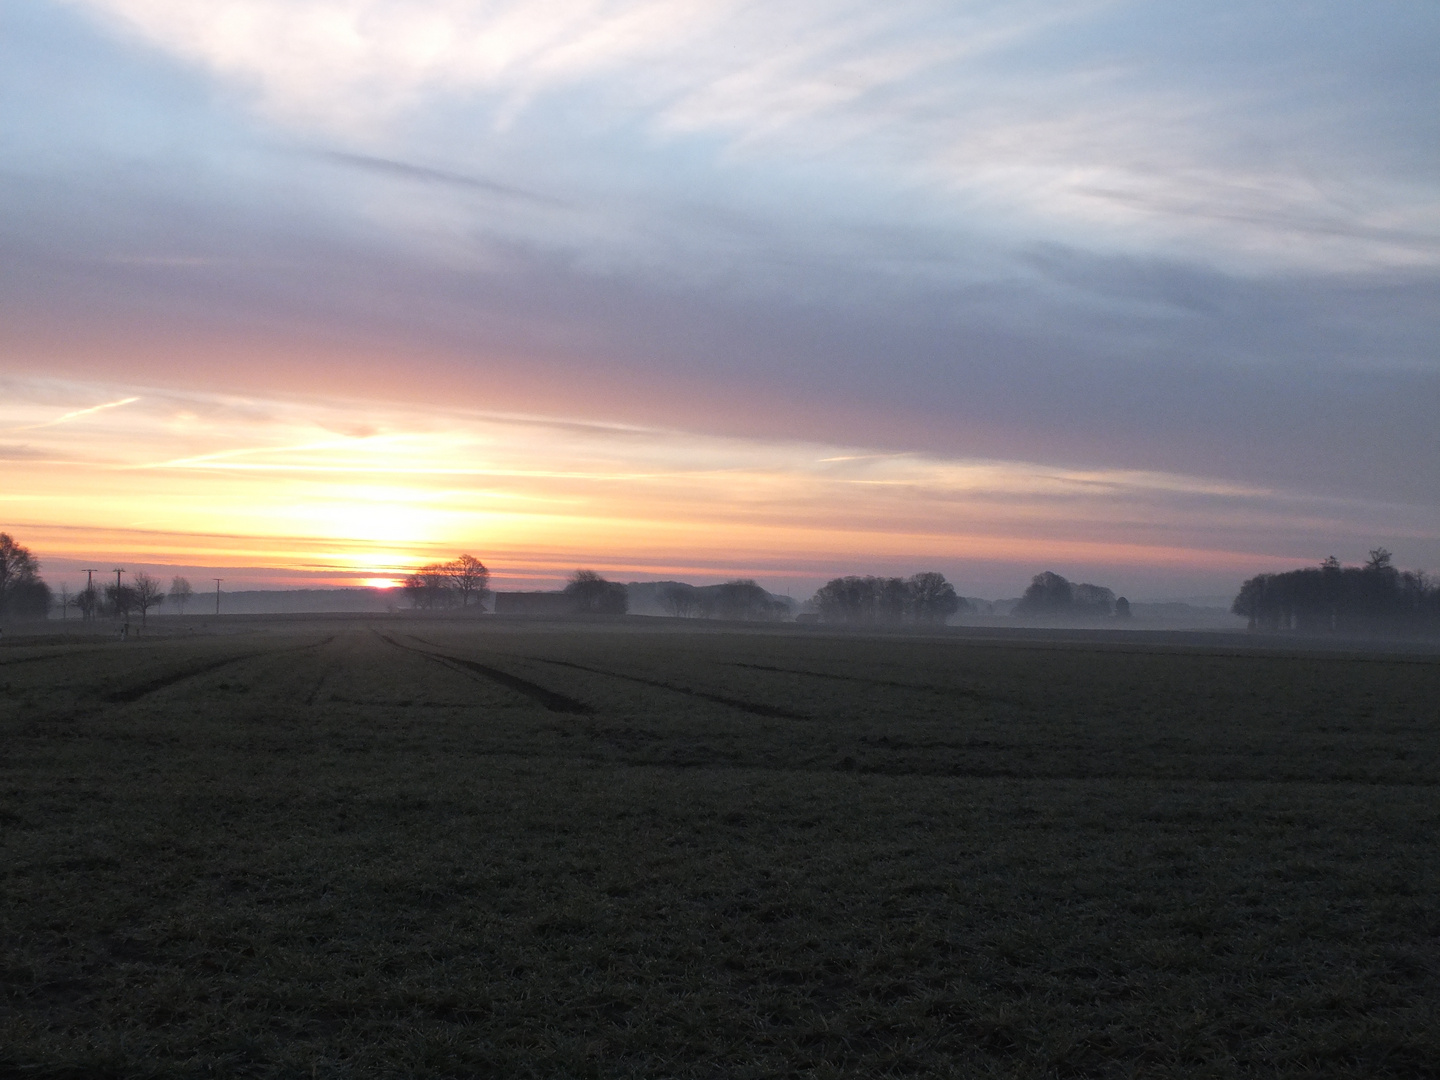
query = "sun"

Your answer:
(362, 577), (402, 588)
